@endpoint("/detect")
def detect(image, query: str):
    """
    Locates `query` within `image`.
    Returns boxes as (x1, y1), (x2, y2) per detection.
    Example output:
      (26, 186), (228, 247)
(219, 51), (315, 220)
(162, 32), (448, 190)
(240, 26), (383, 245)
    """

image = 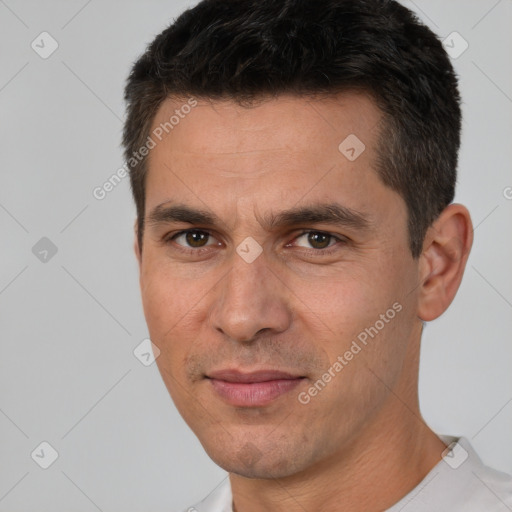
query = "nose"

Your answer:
(209, 249), (292, 343)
